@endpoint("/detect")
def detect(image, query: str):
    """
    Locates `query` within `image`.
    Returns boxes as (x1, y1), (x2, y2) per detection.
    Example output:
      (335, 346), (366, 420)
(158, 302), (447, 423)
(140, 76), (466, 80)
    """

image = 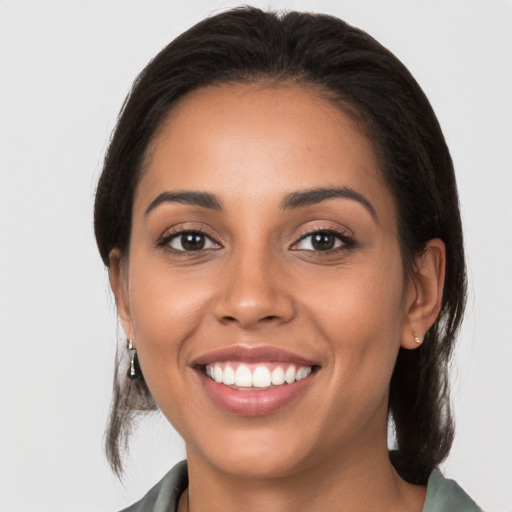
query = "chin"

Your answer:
(210, 450), (311, 480)
(189, 426), (318, 479)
